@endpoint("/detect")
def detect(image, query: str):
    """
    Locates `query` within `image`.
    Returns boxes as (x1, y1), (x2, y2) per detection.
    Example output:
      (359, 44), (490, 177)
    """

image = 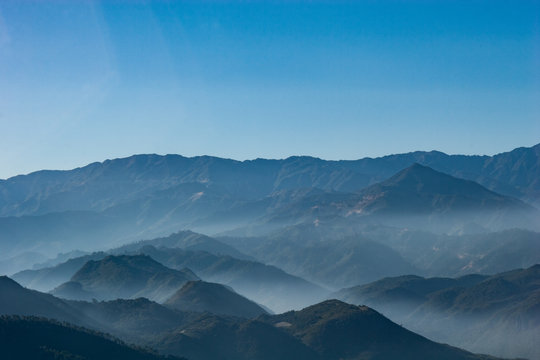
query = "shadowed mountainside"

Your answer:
(164, 280), (268, 318)
(0, 276), (503, 360)
(0, 316), (184, 360)
(334, 265), (540, 359)
(0, 144), (538, 263)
